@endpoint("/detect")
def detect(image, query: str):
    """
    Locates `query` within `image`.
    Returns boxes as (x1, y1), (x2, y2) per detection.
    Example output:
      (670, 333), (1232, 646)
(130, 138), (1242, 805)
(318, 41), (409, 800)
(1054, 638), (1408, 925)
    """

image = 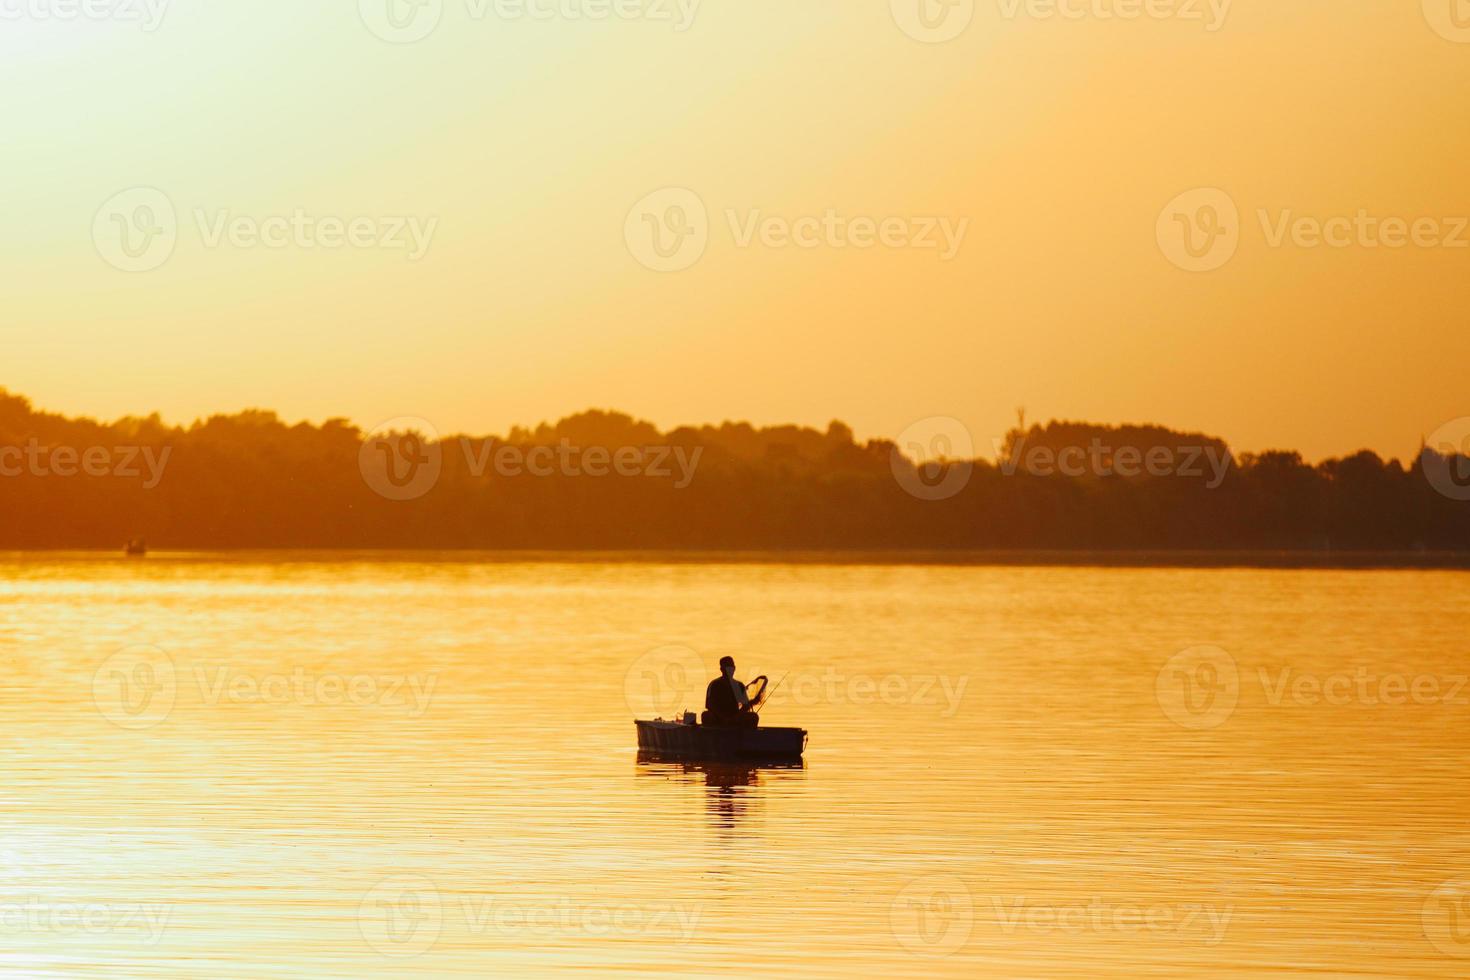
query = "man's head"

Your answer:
(719, 656), (735, 677)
